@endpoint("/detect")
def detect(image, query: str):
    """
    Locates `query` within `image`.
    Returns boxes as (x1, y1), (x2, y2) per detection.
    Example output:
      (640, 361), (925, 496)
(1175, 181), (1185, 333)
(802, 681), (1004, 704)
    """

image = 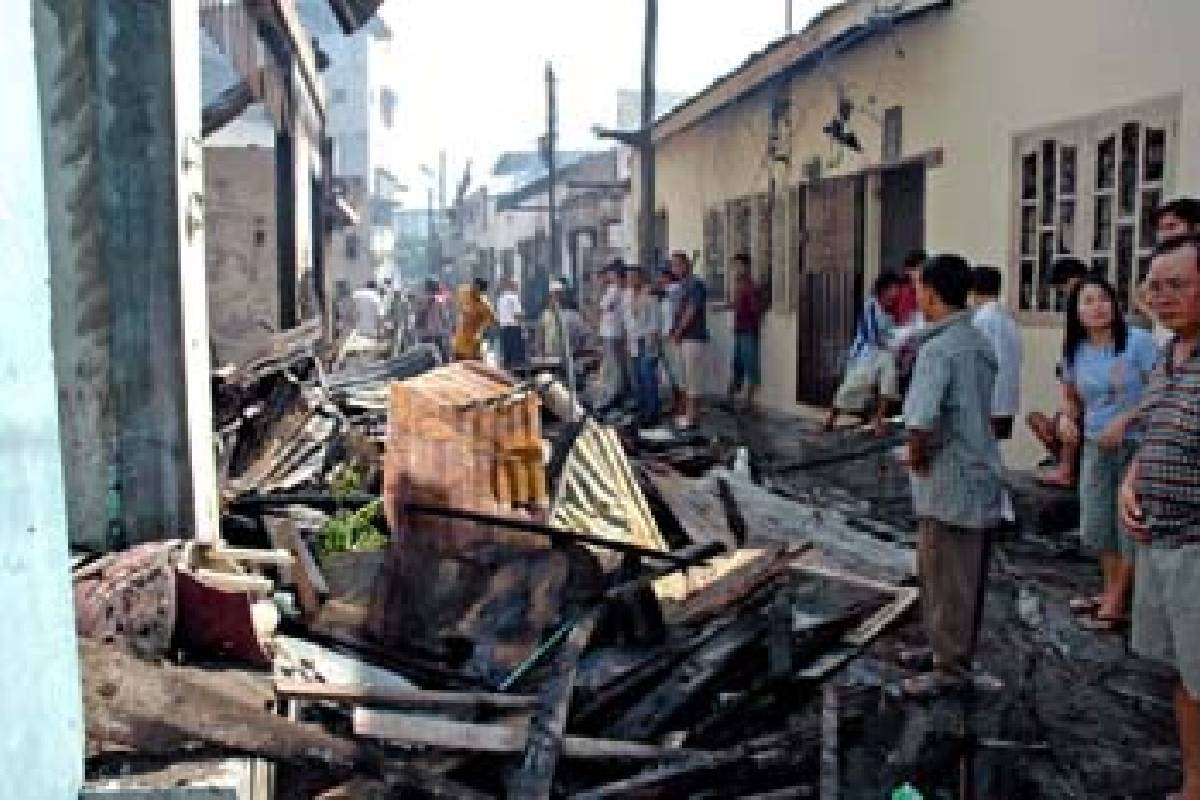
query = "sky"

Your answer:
(385, 0), (842, 193)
